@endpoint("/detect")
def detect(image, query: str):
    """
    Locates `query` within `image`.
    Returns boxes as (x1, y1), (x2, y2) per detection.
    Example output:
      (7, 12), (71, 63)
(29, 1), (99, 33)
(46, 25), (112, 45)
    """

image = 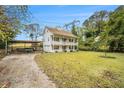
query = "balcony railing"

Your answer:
(52, 41), (78, 45)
